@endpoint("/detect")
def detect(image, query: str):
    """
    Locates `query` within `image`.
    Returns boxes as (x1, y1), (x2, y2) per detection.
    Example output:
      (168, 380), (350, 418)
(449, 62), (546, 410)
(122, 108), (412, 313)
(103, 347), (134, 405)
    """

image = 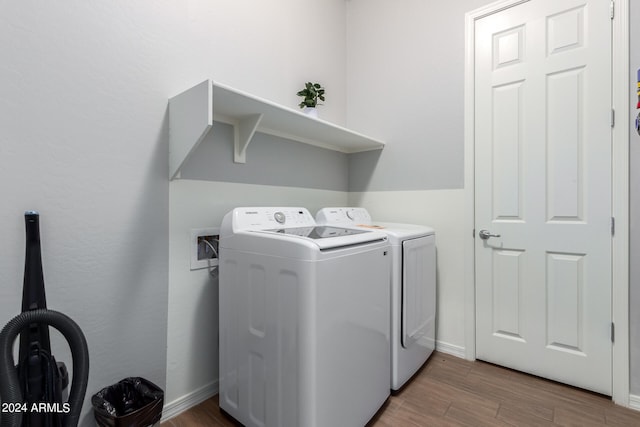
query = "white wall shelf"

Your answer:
(168, 79), (385, 180)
